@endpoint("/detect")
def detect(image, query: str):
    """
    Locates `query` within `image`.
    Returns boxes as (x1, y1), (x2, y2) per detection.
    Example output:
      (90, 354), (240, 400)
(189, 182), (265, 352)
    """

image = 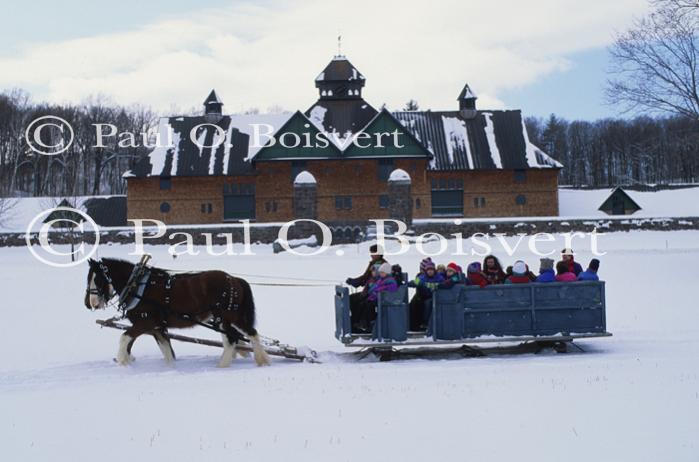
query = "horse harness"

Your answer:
(109, 263), (243, 338)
